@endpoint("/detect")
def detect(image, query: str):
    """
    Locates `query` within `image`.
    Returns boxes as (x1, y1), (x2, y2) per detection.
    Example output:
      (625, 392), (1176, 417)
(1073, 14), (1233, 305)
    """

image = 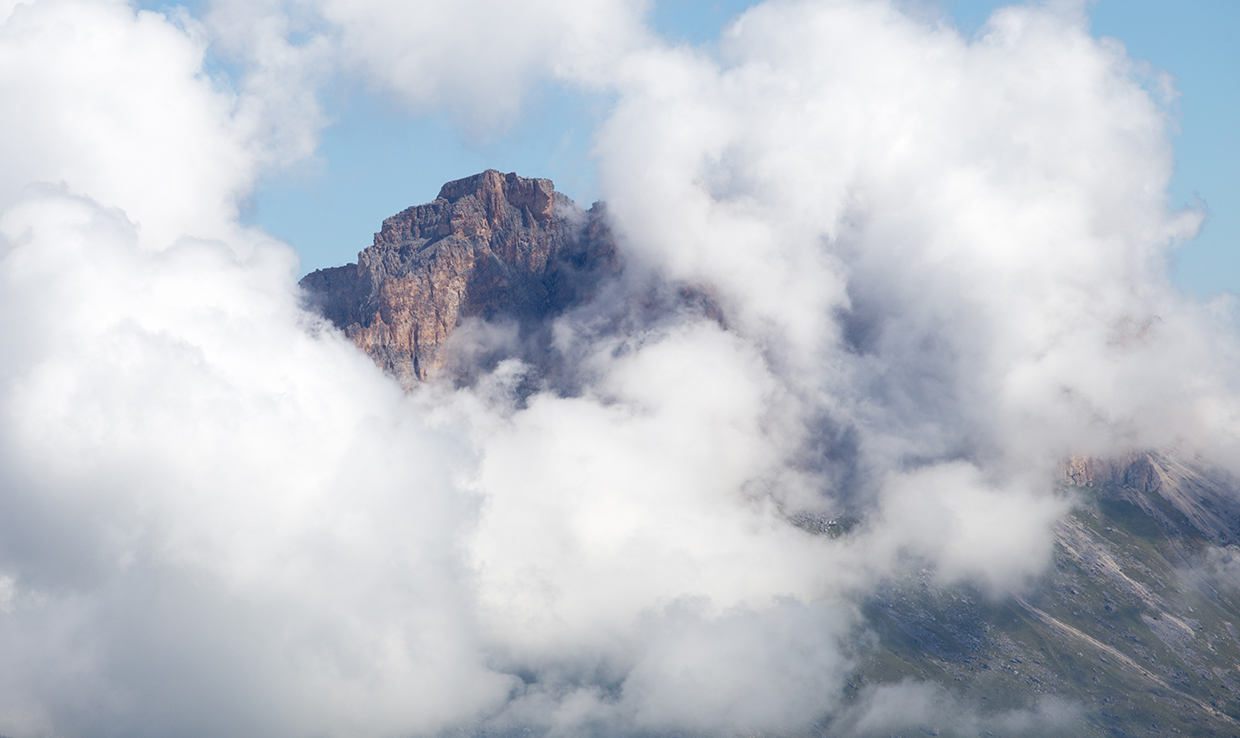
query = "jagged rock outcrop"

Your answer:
(1061, 451), (1164, 493)
(300, 170), (617, 384)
